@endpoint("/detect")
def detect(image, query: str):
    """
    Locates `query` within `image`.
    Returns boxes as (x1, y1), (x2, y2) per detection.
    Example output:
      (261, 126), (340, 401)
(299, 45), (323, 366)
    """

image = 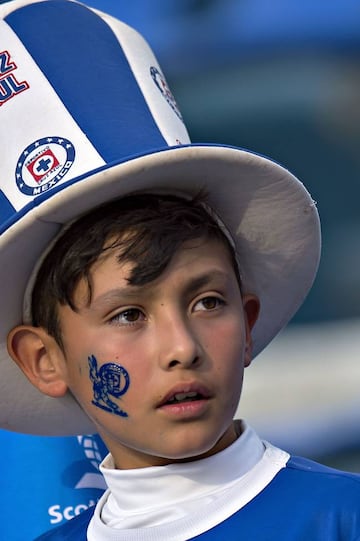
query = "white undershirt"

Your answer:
(87, 422), (289, 541)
